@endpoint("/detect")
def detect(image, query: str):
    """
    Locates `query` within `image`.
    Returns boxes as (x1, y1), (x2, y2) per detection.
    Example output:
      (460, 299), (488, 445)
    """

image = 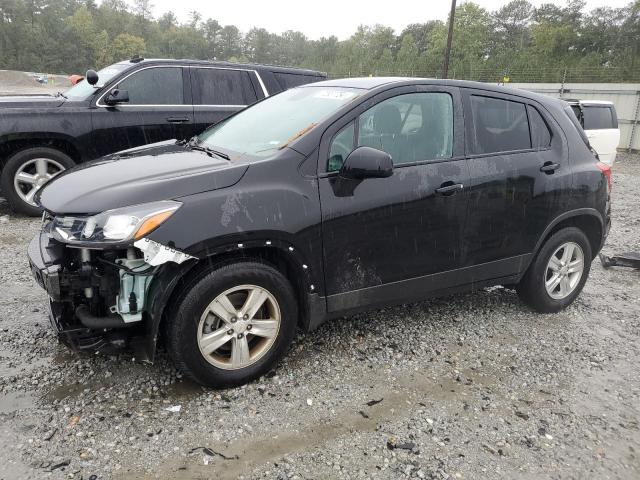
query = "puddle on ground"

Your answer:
(0, 390), (36, 414)
(165, 379), (207, 399)
(0, 348), (52, 378)
(117, 370), (500, 480)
